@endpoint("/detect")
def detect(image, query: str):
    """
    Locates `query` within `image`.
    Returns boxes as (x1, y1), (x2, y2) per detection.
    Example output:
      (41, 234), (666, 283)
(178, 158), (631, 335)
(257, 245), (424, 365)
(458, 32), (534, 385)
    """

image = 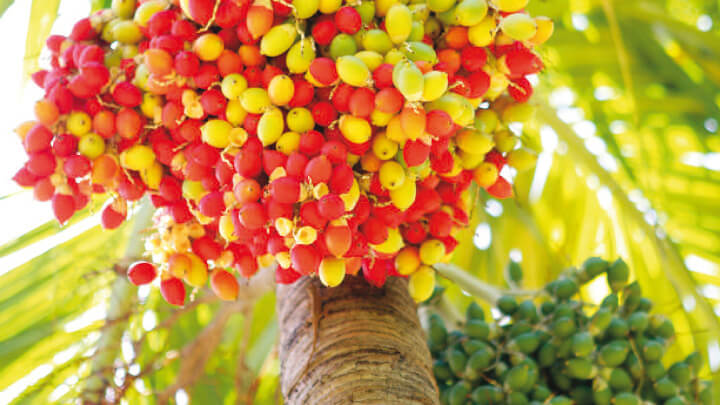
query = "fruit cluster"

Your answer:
(429, 258), (712, 405)
(12, 0), (551, 305)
